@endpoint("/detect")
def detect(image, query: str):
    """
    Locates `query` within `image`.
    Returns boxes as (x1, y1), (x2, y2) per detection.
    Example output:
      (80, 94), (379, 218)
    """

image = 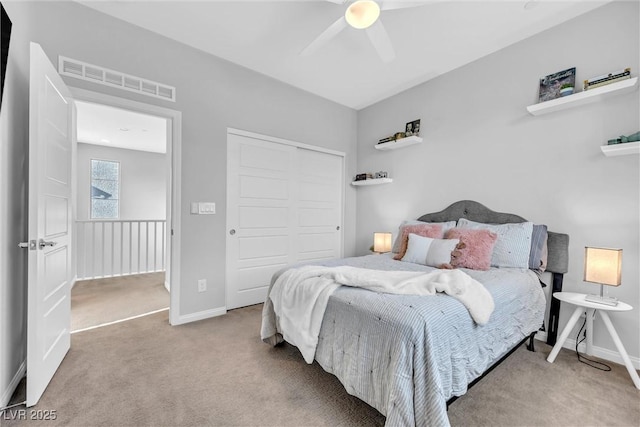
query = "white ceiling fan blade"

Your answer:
(300, 16), (348, 57)
(381, 0), (439, 11)
(365, 19), (396, 63)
